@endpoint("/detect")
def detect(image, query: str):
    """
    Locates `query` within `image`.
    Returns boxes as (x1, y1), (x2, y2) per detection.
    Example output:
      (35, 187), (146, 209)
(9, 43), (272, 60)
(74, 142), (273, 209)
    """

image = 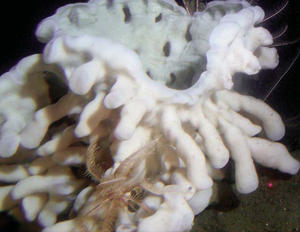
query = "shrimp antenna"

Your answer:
(285, 113), (300, 124)
(263, 49), (300, 101)
(182, 0), (206, 15)
(270, 38), (300, 47)
(183, 0), (192, 15)
(261, 0), (289, 23)
(273, 25), (288, 40)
